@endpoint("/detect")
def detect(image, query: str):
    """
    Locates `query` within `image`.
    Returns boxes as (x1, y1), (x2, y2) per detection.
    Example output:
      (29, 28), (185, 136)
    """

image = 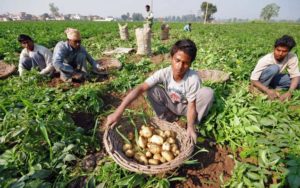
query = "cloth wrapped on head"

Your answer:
(64, 28), (81, 40)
